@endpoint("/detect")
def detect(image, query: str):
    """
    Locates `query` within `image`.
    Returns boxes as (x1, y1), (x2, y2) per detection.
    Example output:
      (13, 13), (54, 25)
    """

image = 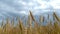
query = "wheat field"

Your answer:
(0, 11), (60, 34)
